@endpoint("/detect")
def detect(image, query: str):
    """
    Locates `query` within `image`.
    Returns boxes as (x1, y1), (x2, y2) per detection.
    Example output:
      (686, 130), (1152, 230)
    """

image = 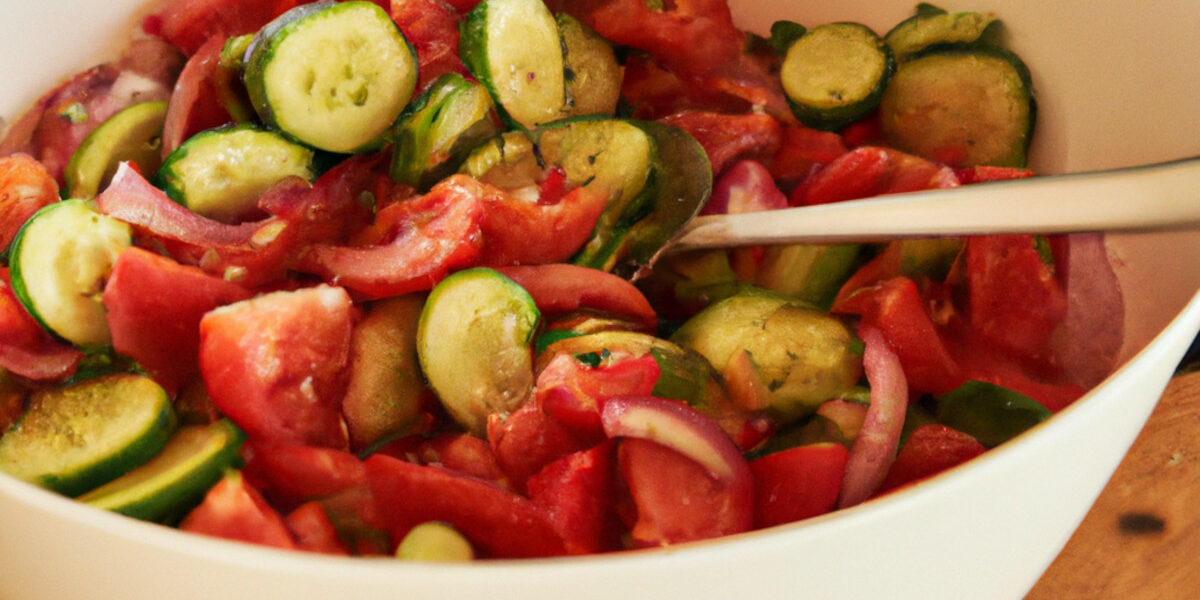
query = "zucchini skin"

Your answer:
(879, 45), (1036, 168)
(781, 23), (895, 132)
(244, 1), (419, 154)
